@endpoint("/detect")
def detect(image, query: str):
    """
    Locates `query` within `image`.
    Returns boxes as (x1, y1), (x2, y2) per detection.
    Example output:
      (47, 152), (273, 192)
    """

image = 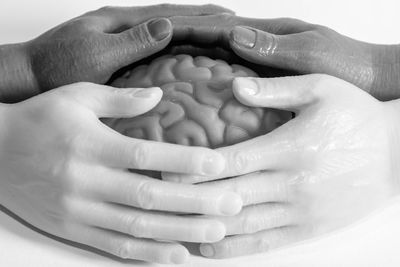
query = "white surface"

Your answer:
(1, 0), (400, 266)
(1, 198), (400, 267)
